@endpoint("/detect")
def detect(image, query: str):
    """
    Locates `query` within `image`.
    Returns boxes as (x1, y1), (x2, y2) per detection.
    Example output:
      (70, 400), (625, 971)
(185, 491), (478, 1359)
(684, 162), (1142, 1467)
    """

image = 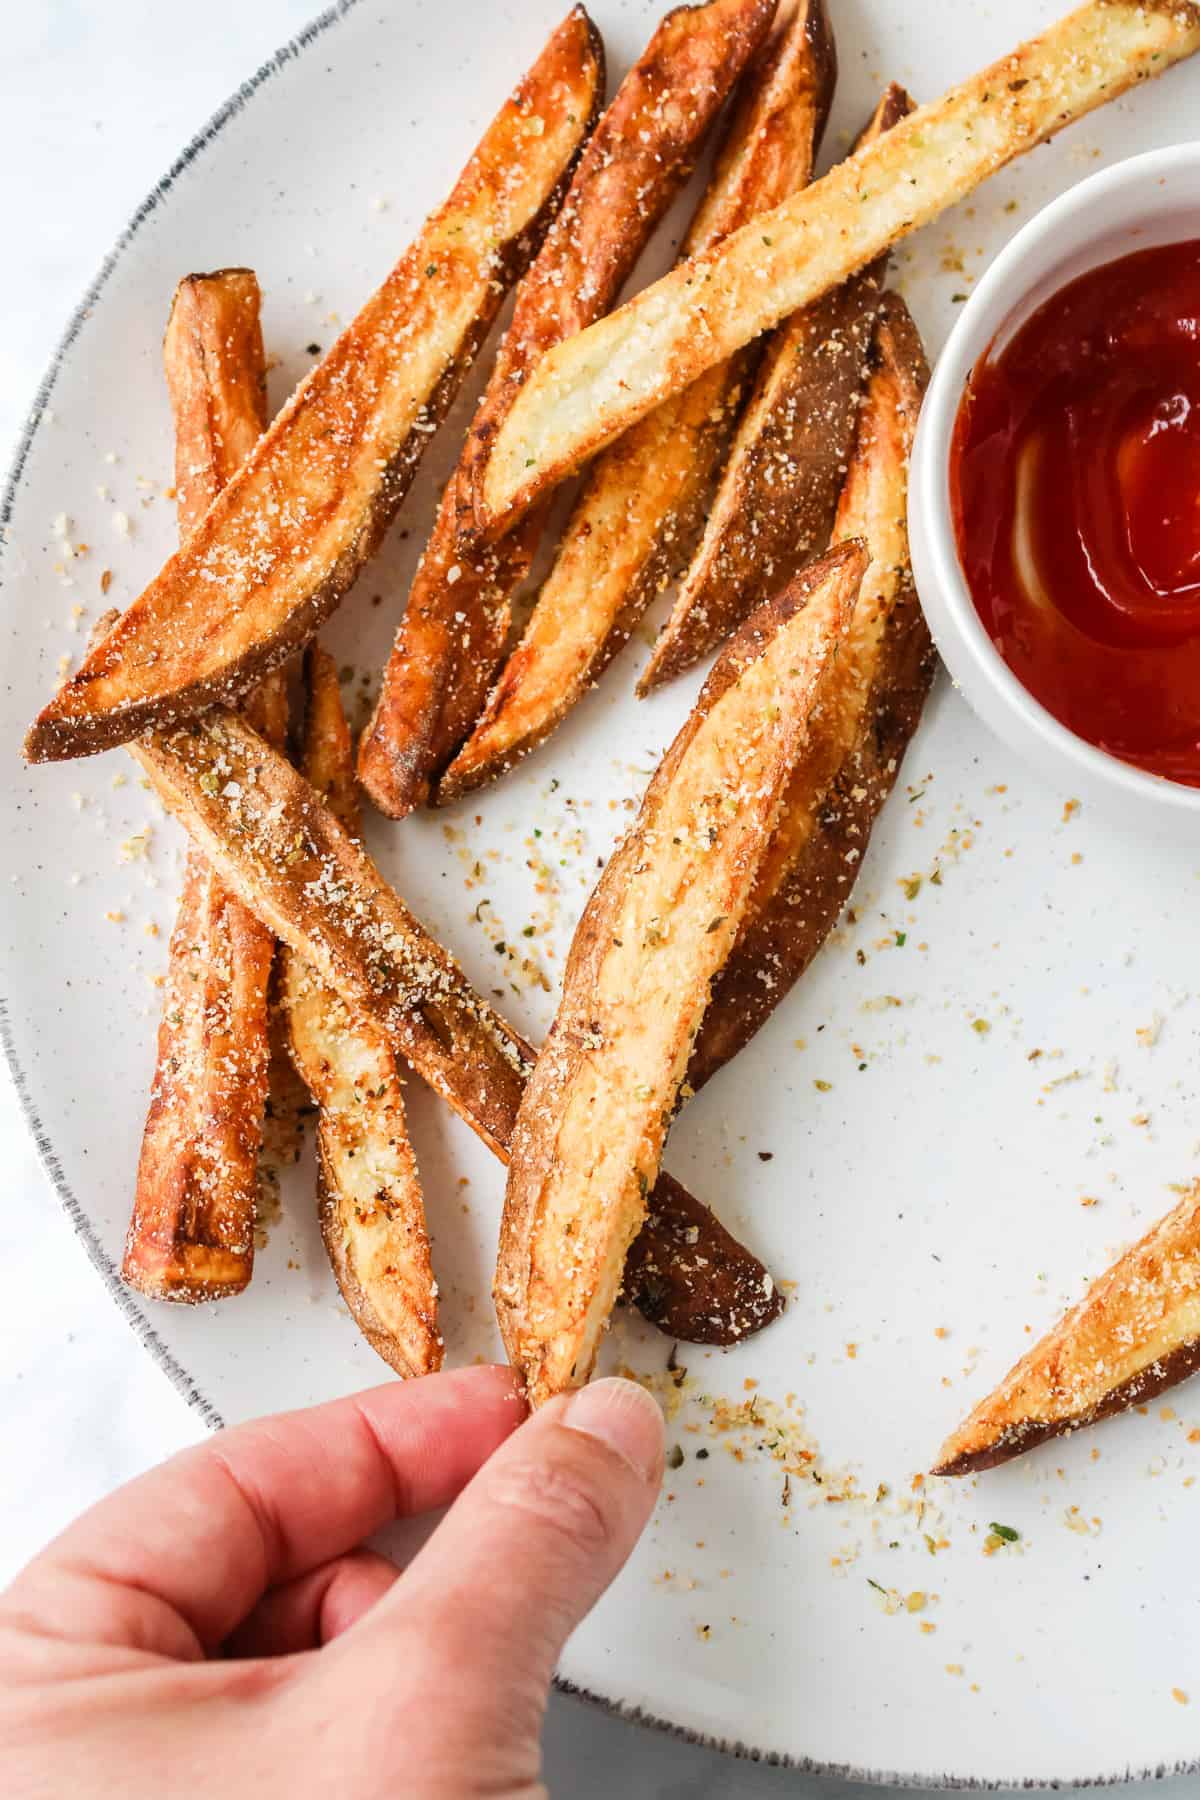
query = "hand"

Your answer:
(0, 1367), (664, 1799)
